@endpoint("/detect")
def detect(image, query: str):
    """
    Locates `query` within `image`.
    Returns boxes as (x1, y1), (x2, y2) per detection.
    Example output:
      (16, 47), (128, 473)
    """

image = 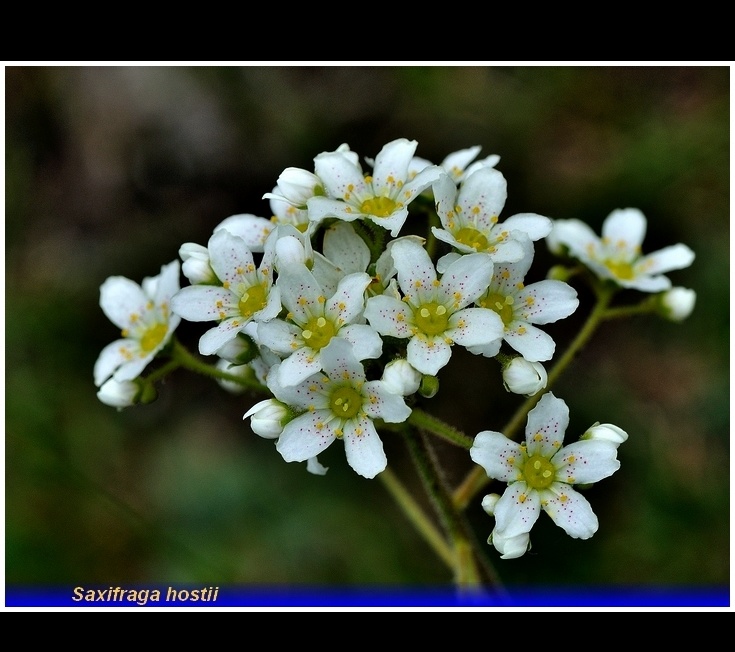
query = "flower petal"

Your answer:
(320, 337), (365, 383)
(100, 277), (149, 330)
(276, 410), (336, 462)
(277, 265), (323, 324)
(457, 167), (507, 229)
(492, 482), (542, 539)
(602, 208), (647, 251)
(406, 336), (452, 376)
(548, 218), (599, 259)
(256, 319), (301, 355)
(170, 285), (236, 322)
(364, 295), (413, 339)
(391, 238), (437, 305)
(503, 213), (553, 241)
(214, 213), (274, 252)
(448, 308), (504, 348)
(342, 418), (387, 479)
(94, 339), (132, 386)
(276, 348), (324, 387)
(338, 324), (383, 361)
(504, 322), (557, 362)
(325, 272), (371, 324)
(313, 150), (367, 199)
(438, 253), (494, 309)
(322, 222), (371, 274)
(363, 381), (412, 423)
(637, 243), (695, 275)
(469, 430), (523, 483)
(371, 138), (417, 196)
(207, 229), (256, 286)
(553, 440), (621, 485)
(524, 392), (569, 457)
(540, 484), (598, 539)
(198, 319), (246, 355)
(516, 280), (579, 325)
